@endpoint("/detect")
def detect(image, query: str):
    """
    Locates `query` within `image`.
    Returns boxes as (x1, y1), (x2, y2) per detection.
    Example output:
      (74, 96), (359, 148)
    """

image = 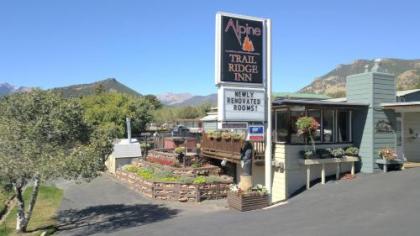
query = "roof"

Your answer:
(273, 99), (369, 107)
(111, 139), (142, 158)
(323, 89), (420, 103)
(324, 97), (347, 102)
(381, 102), (420, 110)
(200, 114), (217, 121)
(273, 92), (330, 100)
(397, 89), (420, 97)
